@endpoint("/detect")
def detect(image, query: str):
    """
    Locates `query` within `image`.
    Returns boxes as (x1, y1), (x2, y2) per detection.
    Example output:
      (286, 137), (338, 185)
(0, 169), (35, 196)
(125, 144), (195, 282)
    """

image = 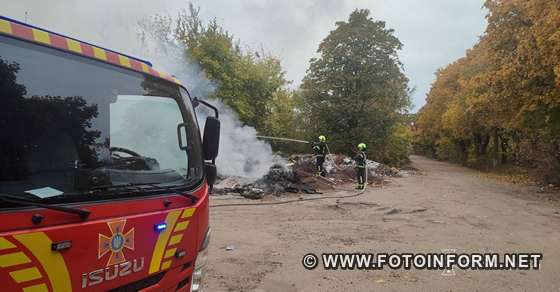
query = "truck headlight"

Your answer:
(191, 228), (210, 292)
